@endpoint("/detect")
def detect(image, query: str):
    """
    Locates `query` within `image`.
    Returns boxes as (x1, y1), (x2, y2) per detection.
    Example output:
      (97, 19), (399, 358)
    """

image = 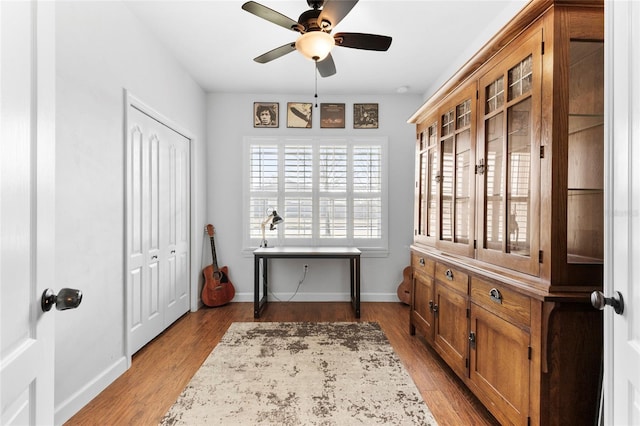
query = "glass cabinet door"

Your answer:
(436, 84), (476, 257)
(477, 31), (541, 276)
(566, 40), (604, 264)
(415, 121), (438, 246)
